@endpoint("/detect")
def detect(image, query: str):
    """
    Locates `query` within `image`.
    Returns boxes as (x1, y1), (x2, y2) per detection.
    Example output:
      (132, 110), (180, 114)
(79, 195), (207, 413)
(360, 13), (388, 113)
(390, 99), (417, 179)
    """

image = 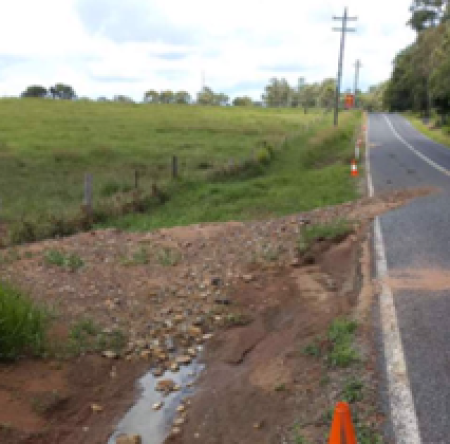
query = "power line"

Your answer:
(332, 7), (357, 126)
